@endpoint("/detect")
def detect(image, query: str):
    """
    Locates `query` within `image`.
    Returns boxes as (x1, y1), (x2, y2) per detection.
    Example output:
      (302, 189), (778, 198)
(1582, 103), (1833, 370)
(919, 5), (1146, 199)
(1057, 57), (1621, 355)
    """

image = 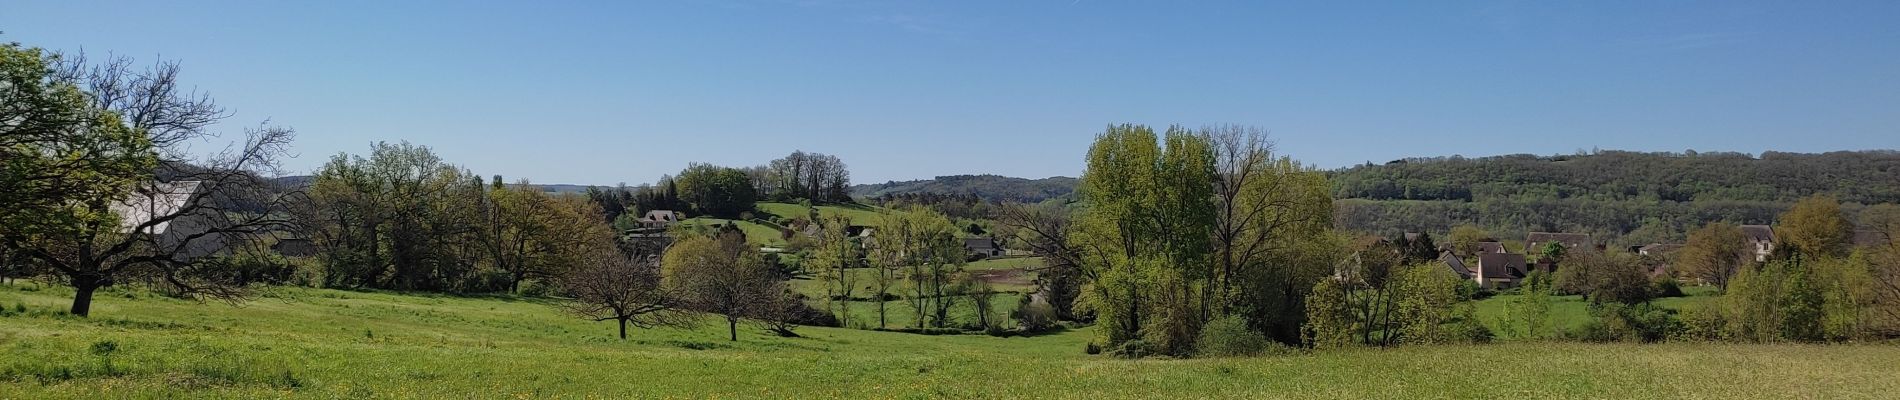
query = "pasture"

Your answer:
(4, 282), (1900, 398)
